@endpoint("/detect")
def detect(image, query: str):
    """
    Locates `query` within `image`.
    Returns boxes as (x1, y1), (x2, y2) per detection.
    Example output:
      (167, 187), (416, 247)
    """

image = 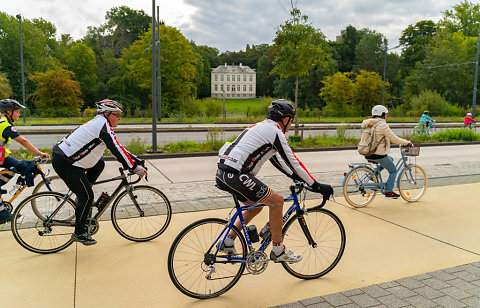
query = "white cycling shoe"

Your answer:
(216, 239), (237, 255)
(270, 248), (303, 263)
